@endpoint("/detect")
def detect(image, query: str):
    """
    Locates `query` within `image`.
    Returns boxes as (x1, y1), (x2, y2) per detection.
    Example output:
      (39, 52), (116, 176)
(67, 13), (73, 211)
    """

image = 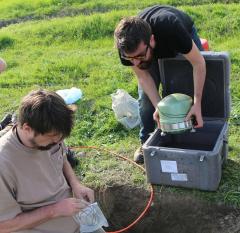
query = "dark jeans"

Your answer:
(138, 25), (204, 144)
